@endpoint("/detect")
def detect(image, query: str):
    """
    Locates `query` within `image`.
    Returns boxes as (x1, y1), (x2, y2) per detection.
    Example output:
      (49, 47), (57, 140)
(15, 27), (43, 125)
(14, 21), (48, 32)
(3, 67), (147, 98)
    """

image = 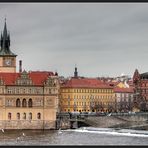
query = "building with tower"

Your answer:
(0, 19), (17, 73)
(0, 19), (60, 129)
(60, 67), (114, 113)
(133, 69), (148, 112)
